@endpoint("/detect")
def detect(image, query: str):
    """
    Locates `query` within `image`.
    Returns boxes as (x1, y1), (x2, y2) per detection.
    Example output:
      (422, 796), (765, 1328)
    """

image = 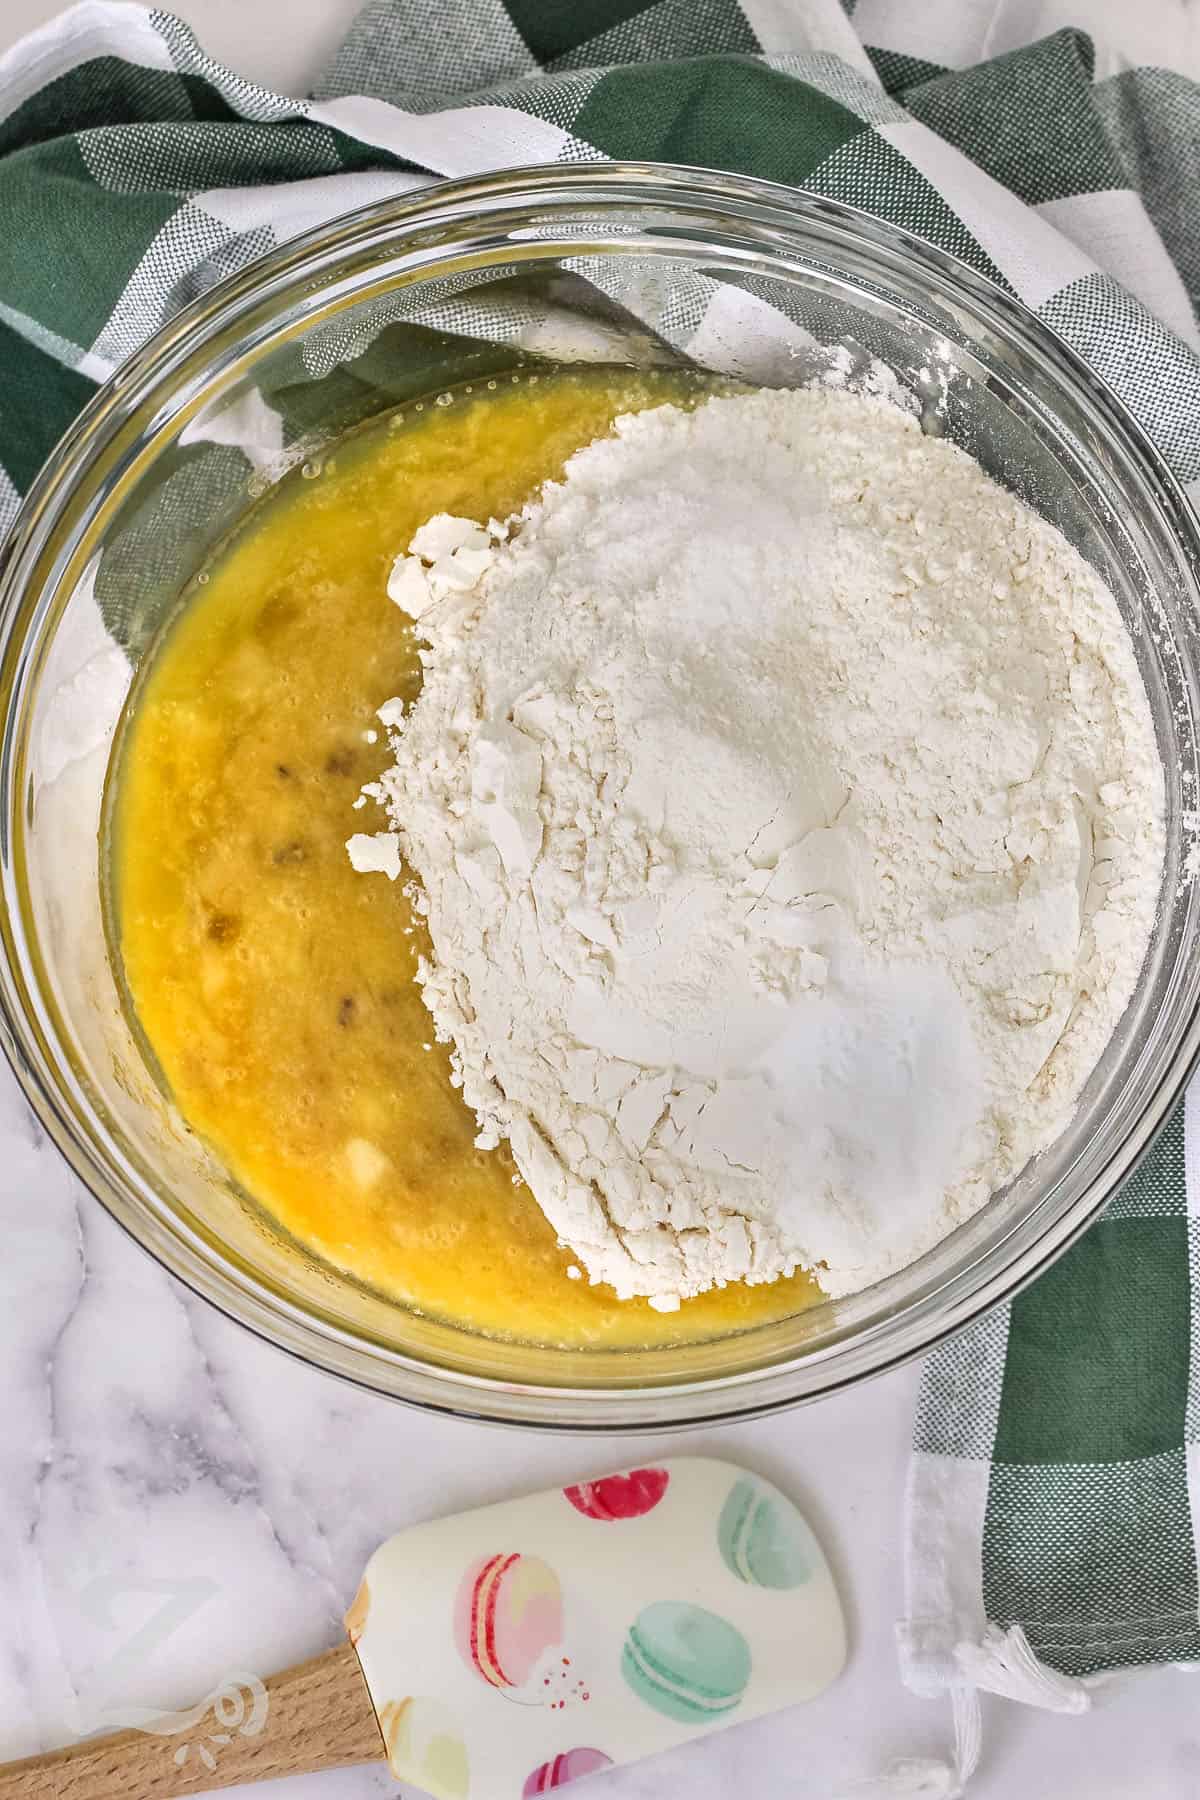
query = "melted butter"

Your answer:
(110, 366), (821, 1347)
